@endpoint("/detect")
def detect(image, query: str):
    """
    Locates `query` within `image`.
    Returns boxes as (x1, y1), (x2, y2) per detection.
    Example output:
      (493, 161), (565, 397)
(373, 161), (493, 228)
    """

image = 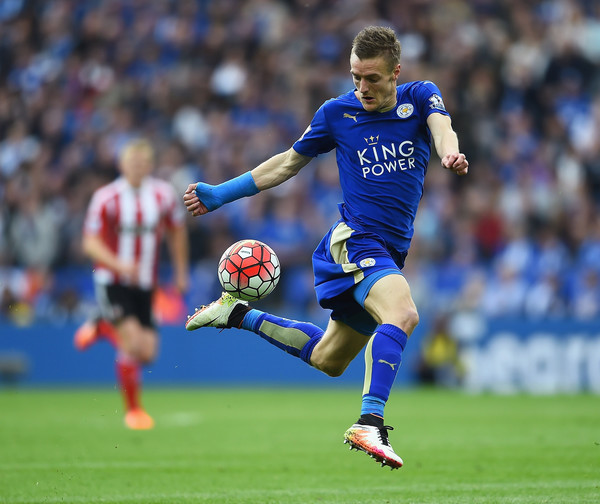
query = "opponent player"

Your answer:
(184, 26), (468, 467)
(74, 138), (189, 429)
